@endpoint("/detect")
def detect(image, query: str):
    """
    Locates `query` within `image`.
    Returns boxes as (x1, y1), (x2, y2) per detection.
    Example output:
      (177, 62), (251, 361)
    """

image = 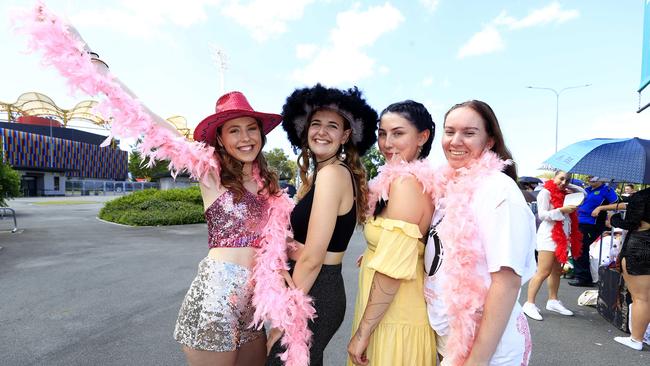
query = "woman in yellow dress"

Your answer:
(347, 100), (437, 366)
